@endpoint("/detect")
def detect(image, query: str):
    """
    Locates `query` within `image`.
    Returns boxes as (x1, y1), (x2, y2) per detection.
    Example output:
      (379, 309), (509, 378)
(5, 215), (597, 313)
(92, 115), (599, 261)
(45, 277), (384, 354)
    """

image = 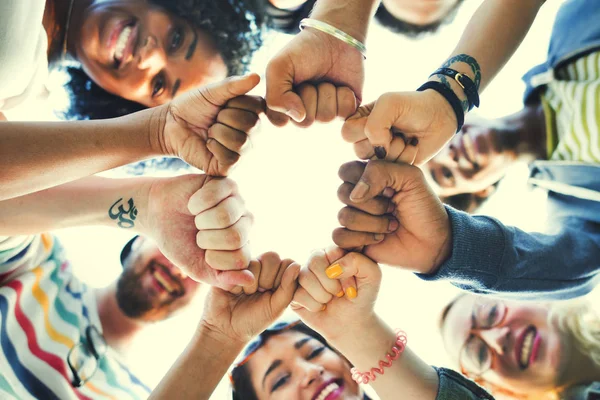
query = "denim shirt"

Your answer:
(434, 368), (495, 400)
